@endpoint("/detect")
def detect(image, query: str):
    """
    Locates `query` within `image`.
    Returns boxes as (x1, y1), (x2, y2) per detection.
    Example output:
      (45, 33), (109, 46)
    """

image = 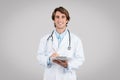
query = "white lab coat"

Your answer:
(37, 30), (85, 80)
